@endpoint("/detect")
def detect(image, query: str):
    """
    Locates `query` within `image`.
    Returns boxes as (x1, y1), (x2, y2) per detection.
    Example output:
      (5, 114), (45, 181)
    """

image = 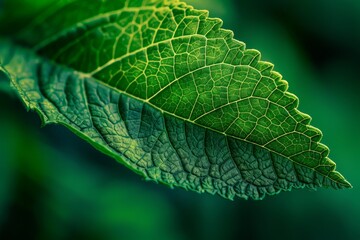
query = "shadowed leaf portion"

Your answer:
(0, 0), (351, 200)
